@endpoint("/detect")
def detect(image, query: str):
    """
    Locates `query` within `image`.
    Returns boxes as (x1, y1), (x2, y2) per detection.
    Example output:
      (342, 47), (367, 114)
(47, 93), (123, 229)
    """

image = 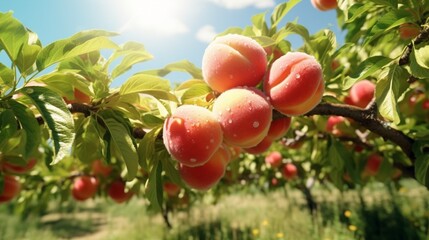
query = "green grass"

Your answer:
(0, 179), (428, 240)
